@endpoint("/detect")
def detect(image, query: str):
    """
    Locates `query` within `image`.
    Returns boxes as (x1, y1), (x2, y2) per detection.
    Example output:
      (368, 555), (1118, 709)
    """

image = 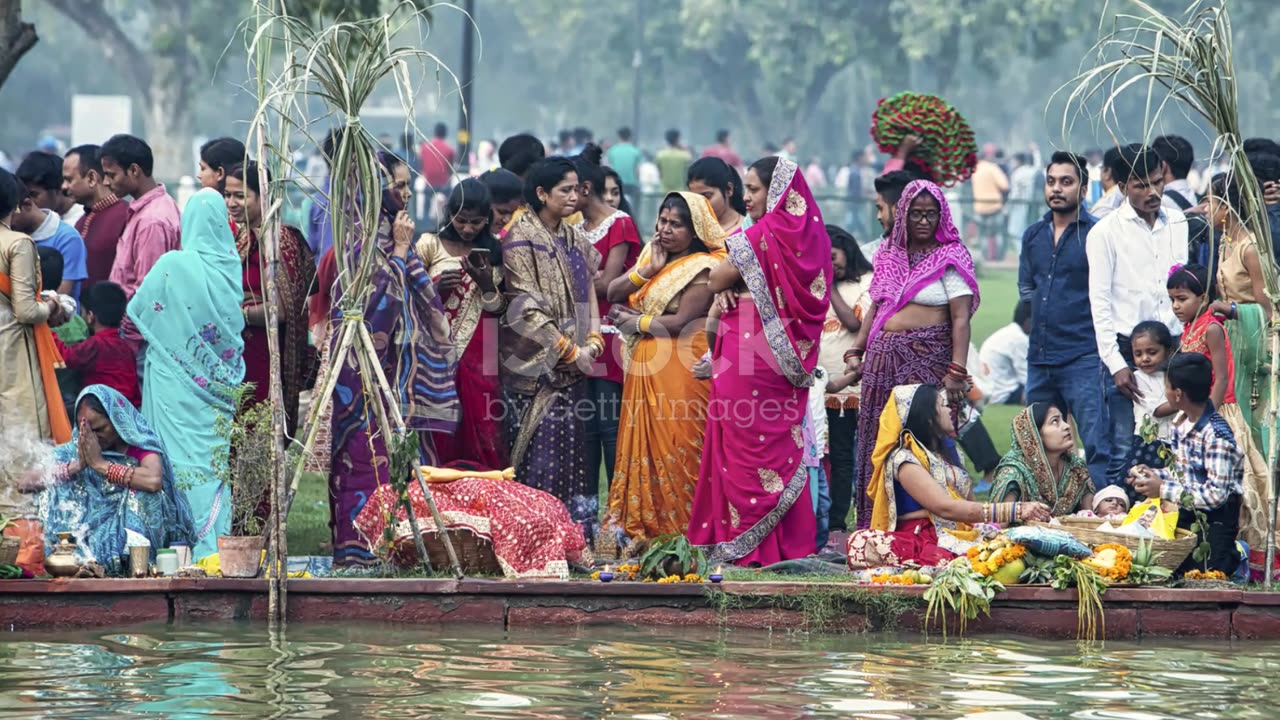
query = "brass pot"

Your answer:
(45, 532), (81, 578)
(45, 551), (80, 577)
